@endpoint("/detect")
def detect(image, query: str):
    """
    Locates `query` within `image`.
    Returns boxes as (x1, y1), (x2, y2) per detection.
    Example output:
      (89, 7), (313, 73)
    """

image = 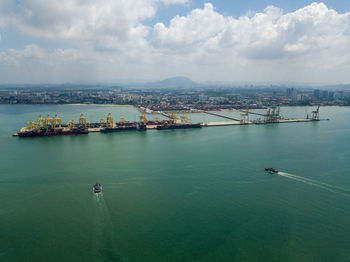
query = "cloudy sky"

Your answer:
(0, 0), (350, 84)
